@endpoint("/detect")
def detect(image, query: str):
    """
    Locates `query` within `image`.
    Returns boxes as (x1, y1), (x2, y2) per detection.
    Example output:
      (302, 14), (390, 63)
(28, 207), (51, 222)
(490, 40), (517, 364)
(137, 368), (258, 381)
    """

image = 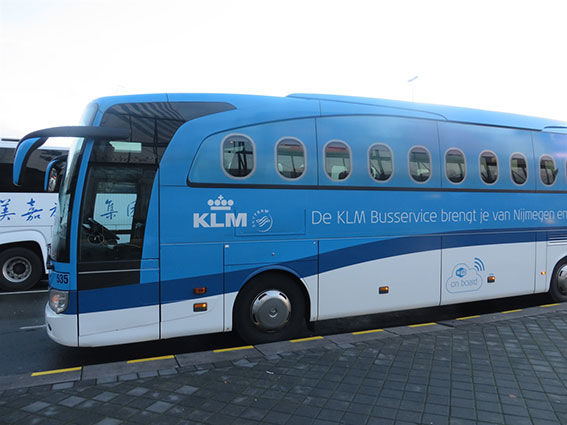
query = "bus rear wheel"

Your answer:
(234, 273), (306, 344)
(0, 247), (42, 292)
(550, 259), (567, 303)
